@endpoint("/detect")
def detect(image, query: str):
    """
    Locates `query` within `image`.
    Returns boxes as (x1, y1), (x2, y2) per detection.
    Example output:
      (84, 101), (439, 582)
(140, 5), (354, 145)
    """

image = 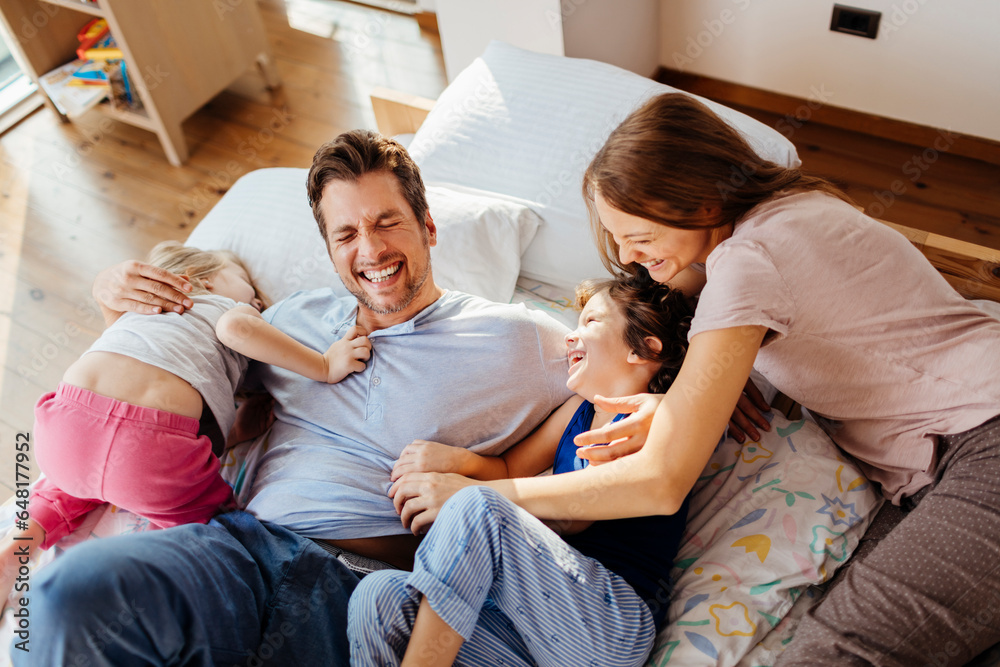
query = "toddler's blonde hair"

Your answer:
(144, 241), (269, 308)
